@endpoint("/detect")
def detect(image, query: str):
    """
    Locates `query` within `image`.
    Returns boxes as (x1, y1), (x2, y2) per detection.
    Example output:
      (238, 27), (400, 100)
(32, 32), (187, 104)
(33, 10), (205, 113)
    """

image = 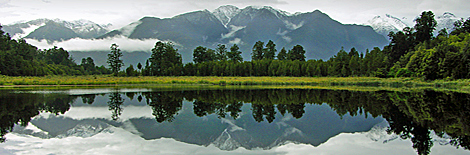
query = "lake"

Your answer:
(0, 87), (469, 155)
